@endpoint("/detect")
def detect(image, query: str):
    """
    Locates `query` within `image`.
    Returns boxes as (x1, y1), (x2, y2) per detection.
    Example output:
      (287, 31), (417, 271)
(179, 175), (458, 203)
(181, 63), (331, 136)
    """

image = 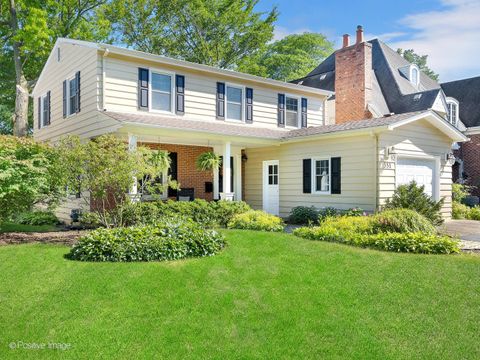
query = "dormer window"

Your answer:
(411, 67), (419, 86)
(446, 97), (459, 126)
(399, 64), (420, 86)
